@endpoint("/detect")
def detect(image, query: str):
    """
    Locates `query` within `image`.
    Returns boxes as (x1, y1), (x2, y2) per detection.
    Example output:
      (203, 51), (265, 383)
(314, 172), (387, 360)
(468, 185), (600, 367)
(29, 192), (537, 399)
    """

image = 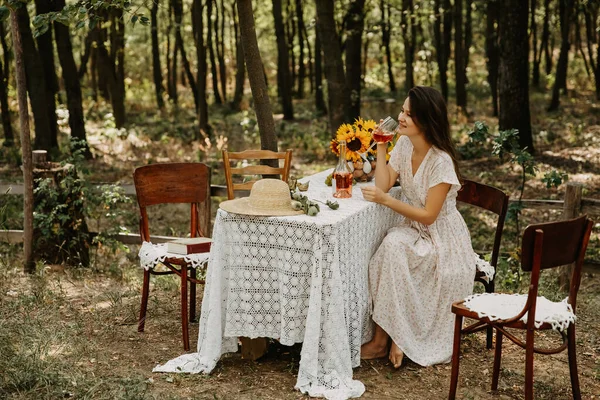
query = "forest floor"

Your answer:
(1, 89), (600, 399)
